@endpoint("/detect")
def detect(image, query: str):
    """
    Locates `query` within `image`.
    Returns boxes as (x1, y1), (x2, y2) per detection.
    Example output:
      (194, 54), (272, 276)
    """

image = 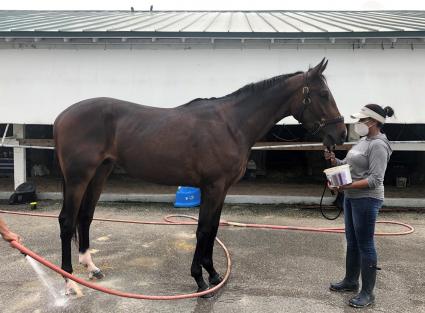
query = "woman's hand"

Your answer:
(324, 149), (336, 166)
(1, 231), (21, 243)
(327, 181), (351, 193)
(327, 181), (339, 192)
